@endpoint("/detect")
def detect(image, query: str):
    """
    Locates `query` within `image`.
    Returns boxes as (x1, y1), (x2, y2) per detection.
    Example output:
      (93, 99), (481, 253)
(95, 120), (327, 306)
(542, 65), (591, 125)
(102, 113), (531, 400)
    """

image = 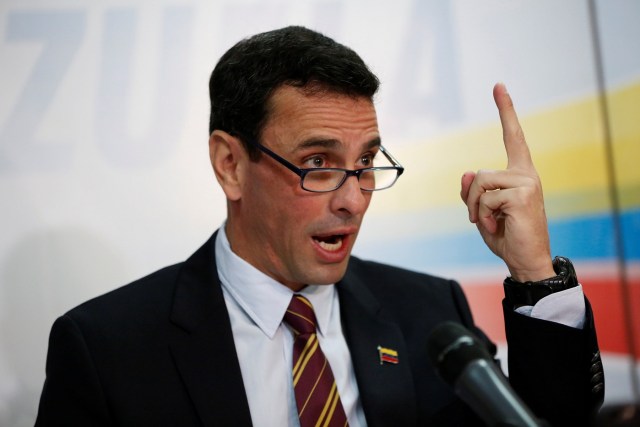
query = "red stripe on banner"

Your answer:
(461, 275), (639, 357)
